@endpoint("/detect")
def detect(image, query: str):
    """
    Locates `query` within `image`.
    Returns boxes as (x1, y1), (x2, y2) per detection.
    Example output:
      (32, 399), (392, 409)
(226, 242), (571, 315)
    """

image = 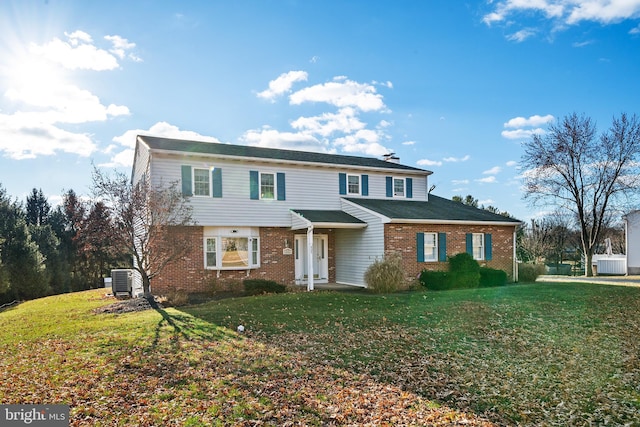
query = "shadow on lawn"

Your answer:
(148, 298), (236, 352)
